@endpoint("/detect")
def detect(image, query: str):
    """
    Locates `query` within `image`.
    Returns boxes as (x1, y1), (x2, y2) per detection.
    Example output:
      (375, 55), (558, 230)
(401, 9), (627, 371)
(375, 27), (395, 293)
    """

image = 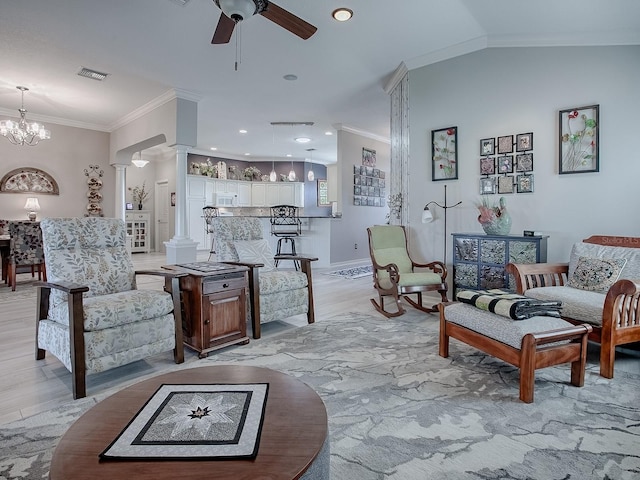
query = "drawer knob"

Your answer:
(223, 283), (229, 288)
